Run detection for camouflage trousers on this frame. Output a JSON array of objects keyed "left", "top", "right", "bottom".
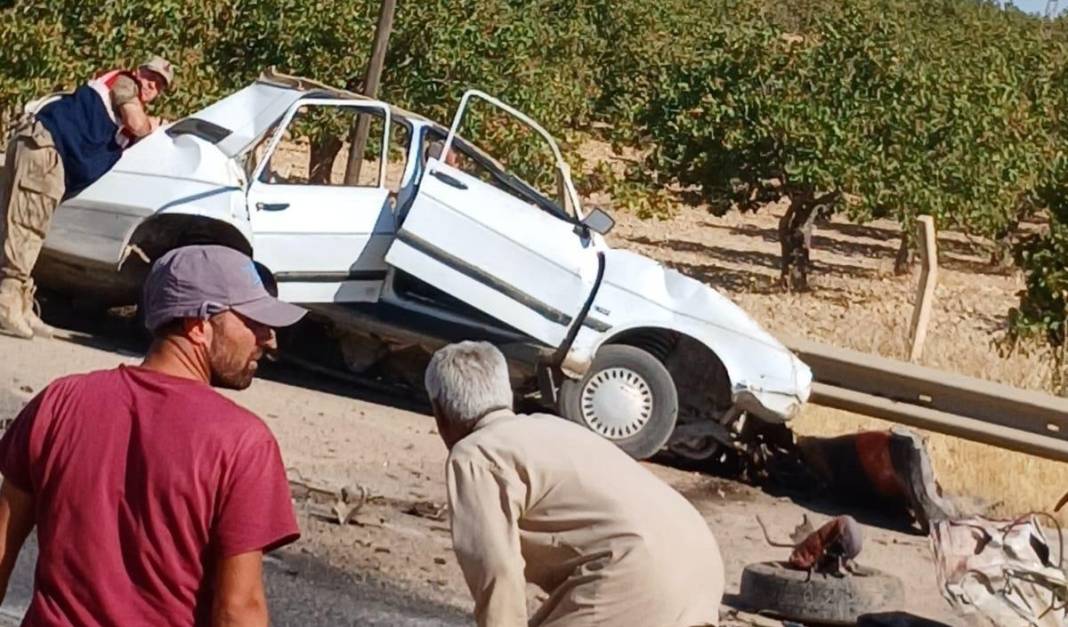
[{"left": 0, "top": 119, "right": 64, "bottom": 290}]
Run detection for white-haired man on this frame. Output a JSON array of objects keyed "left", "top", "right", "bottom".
[{"left": 425, "top": 341, "right": 724, "bottom": 627}]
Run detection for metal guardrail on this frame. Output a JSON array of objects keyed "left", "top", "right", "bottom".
[{"left": 784, "top": 336, "right": 1068, "bottom": 463}]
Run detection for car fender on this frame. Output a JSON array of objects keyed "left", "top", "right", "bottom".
[{"left": 582, "top": 317, "right": 809, "bottom": 417}]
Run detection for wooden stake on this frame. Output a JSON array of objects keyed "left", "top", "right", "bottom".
[
  {"left": 343, "top": 0, "right": 397, "bottom": 185},
  {"left": 908, "top": 216, "right": 938, "bottom": 362}
]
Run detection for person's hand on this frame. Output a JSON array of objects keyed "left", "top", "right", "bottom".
[{"left": 148, "top": 116, "right": 163, "bottom": 132}]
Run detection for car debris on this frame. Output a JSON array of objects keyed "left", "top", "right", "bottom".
[
  {"left": 757, "top": 514, "right": 865, "bottom": 579},
  {"left": 755, "top": 427, "right": 956, "bottom": 533},
  {"left": 287, "top": 471, "right": 367, "bottom": 526},
  {"left": 930, "top": 513, "right": 1067, "bottom": 627}
]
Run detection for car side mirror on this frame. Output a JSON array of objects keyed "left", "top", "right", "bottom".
[{"left": 581, "top": 208, "right": 615, "bottom": 236}]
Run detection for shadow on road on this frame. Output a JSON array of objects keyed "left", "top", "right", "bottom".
[
  {"left": 0, "top": 535, "right": 468, "bottom": 627},
  {"left": 265, "top": 550, "right": 468, "bottom": 626},
  {"left": 657, "top": 452, "right": 924, "bottom": 536}
]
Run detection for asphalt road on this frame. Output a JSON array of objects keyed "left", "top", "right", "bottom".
[
  {"left": 0, "top": 390, "right": 468, "bottom": 627},
  {"left": 0, "top": 538, "right": 468, "bottom": 626}
]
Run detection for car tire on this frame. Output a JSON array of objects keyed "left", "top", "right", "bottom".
[
  {"left": 559, "top": 345, "right": 678, "bottom": 460},
  {"left": 738, "top": 561, "right": 905, "bottom": 625}
]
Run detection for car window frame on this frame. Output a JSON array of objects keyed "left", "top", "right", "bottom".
[{"left": 249, "top": 96, "right": 392, "bottom": 190}]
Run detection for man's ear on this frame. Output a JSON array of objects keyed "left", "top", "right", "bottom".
[{"left": 182, "top": 317, "right": 212, "bottom": 347}]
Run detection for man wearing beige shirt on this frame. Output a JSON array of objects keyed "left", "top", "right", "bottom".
[{"left": 425, "top": 341, "right": 725, "bottom": 627}]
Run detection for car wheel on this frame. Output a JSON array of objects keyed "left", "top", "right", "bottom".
[
  {"left": 738, "top": 562, "right": 905, "bottom": 624},
  {"left": 559, "top": 345, "right": 678, "bottom": 460}
]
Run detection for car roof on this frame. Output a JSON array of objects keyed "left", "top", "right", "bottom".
[
  {"left": 257, "top": 68, "right": 431, "bottom": 124},
  {"left": 187, "top": 69, "right": 557, "bottom": 214},
  {"left": 190, "top": 68, "right": 455, "bottom": 158}
]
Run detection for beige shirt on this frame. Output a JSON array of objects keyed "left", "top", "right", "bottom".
[{"left": 447, "top": 410, "right": 724, "bottom": 627}]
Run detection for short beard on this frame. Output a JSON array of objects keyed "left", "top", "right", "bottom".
[
  {"left": 210, "top": 364, "right": 254, "bottom": 390},
  {"left": 207, "top": 331, "right": 256, "bottom": 390}
]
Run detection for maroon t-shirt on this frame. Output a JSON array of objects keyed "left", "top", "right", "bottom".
[{"left": 0, "top": 366, "right": 300, "bottom": 626}]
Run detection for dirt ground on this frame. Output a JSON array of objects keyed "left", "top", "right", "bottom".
[{"left": 0, "top": 321, "right": 961, "bottom": 624}]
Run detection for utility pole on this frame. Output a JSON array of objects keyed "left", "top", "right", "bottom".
[
  {"left": 343, "top": 0, "right": 397, "bottom": 185},
  {"left": 1047, "top": 0, "right": 1060, "bottom": 19}
]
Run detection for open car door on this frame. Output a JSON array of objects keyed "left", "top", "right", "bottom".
[
  {"left": 247, "top": 98, "right": 393, "bottom": 304},
  {"left": 384, "top": 91, "right": 599, "bottom": 349}
]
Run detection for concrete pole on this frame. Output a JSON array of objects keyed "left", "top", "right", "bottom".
[{"left": 343, "top": 0, "right": 397, "bottom": 185}]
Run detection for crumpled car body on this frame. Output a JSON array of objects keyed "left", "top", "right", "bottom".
[
  {"left": 931, "top": 515, "right": 1067, "bottom": 626},
  {"left": 35, "top": 70, "right": 811, "bottom": 458}
]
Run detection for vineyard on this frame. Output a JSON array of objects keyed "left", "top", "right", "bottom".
[{"left": 3, "top": 0, "right": 1068, "bottom": 357}]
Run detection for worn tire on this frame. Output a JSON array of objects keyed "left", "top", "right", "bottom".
[
  {"left": 559, "top": 345, "right": 678, "bottom": 460},
  {"left": 738, "top": 562, "right": 905, "bottom": 625}
]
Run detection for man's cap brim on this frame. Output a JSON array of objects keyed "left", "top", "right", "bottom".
[{"left": 232, "top": 296, "right": 306, "bottom": 328}]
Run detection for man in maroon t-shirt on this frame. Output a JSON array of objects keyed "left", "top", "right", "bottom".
[{"left": 0, "top": 245, "right": 306, "bottom": 625}]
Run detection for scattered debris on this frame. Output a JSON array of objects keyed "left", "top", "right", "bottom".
[
  {"left": 287, "top": 470, "right": 367, "bottom": 526},
  {"left": 760, "top": 427, "right": 955, "bottom": 533},
  {"left": 404, "top": 500, "right": 448, "bottom": 522},
  {"left": 757, "top": 514, "right": 864, "bottom": 578},
  {"left": 931, "top": 514, "right": 1067, "bottom": 626}
]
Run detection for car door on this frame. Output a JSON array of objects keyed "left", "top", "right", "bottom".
[
  {"left": 384, "top": 91, "right": 599, "bottom": 348},
  {"left": 247, "top": 98, "right": 393, "bottom": 304}
]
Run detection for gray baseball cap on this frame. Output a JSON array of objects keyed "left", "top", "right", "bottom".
[{"left": 143, "top": 245, "right": 305, "bottom": 332}]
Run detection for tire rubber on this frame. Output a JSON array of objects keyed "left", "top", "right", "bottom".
[{"left": 559, "top": 345, "right": 678, "bottom": 460}]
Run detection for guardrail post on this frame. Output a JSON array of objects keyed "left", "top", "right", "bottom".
[{"left": 908, "top": 215, "right": 938, "bottom": 362}]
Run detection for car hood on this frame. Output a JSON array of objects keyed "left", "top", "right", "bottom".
[{"left": 600, "top": 248, "right": 785, "bottom": 351}]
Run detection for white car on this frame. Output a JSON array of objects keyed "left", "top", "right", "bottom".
[{"left": 35, "top": 70, "right": 811, "bottom": 460}]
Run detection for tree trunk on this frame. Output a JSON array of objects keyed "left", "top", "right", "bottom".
[
  {"left": 894, "top": 229, "right": 914, "bottom": 275},
  {"left": 778, "top": 194, "right": 818, "bottom": 291},
  {"left": 308, "top": 135, "right": 343, "bottom": 185},
  {"left": 989, "top": 219, "right": 1020, "bottom": 271}
]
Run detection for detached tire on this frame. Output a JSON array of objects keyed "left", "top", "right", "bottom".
[
  {"left": 559, "top": 345, "right": 678, "bottom": 460},
  {"left": 739, "top": 562, "right": 905, "bottom": 625}
]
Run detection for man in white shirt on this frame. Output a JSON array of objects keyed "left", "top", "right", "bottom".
[{"left": 425, "top": 341, "right": 724, "bottom": 627}]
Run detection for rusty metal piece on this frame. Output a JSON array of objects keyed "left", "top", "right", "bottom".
[
  {"left": 758, "top": 514, "right": 864, "bottom": 577},
  {"left": 788, "top": 515, "right": 863, "bottom": 574}
]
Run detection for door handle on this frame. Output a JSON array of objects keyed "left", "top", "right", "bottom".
[
  {"left": 430, "top": 170, "right": 467, "bottom": 190},
  {"left": 256, "top": 202, "right": 289, "bottom": 211}
]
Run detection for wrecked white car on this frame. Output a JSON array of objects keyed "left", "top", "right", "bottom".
[{"left": 34, "top": 70, "right": 811, "bottom": 460}]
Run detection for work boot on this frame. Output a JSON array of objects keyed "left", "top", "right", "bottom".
[
  {"left": 0, "top": 279, "right": 33, "bottom": 339},
  {"left": 22, "top": 284, "right": 53, "bottom": 339}
]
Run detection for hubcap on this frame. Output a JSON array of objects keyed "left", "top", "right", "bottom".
[{"left": 579, "top": 367, "right": 653, "bottom": 440}]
